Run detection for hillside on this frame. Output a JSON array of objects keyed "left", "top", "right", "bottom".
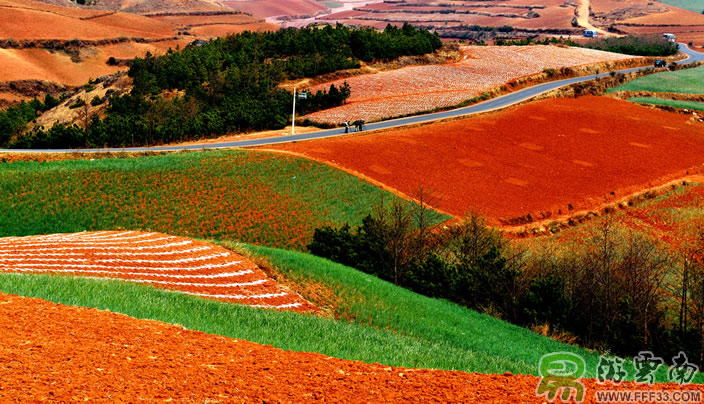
[
  {"left": 0, "top": 0, "right": 274, "bottom": 105},
  {"left": 223, "top": 0, "right": 328, "bottom": 18},
  {"left": 22, "top": 0, "right": 227, "bottom": 14},
  {"left": 0, "top": 149, "right": 449, "bottom": 251}
]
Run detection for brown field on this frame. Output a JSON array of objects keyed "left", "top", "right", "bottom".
[
  {"left": 19, "top": 0, "right": 226, "bottom": 14},
  {"left": 223, "top": 0, "right": 327, "bottom": 18},
  {"left": 191, "top": 21, "right": 278, "bottom": 37},
  {"left": 272, "top": 96, "right": 704, "bottom": 225},
  {"left": 0, "top": 41, "right": 192, "bottom": 86},
  {"left": 0, "top": 4, "right": 174, "bottom": 40},
  {"left": 303, "top": 45, "right": 634, "bottom": 124},
  {"left": 151, "top": 12, "right": 258, "bottom": 25},
  {"left": 319, "top": 0, "right": 576, "bottom": 31}
]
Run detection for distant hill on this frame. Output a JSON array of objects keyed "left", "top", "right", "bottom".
[
  {"left": 0, "top": 0, "right": 275, "bottom": 105},
  {"left": 19, "top": 0, "right": 228, "bottom": 14}
]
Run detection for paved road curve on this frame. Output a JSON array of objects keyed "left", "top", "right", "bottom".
[{"left": 3, "top": 43, "right": 703, "bottom": 154}]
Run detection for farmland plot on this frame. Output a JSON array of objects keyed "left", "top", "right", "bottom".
[
  {"left": 0, "top": 231, "right": 315, "bottom": 311},
  {"left": 303, "top": 45, "right": 634, "bottom": 124},
  {"left": 279, "top": 97, "right": 704, "bottom": 223}
]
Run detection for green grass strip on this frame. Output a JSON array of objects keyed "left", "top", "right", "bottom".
[
  {"left": 608, "top": 65, "right": 704, "bottom": 94},
  {"left": 656, "top": 0, "right": 704, "bottom": 14},
  {"left": 0, "top": 272, "right": 532, "bottom": 374},
  {"left": 627, "top": 97, "right": 704, "bottom": 112},
  {"left": 239, "top": 244, "right": 700, "bottom": 382},
  {"left": 0, "top": 244, "right": 699, "bottom": 382}
]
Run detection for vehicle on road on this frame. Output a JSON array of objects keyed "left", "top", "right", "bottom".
[
  {"left": 583, "top": 30, "right": 598, "bottom": 38},
  {"left": 663, "top": 33, "right": 676, "bottom": 43},
  {"left": 654, "top": 59, "right": 667, "bottom": 67}
]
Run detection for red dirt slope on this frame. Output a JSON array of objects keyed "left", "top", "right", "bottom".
[
  {"left": 0, "top": 231, "right": 314, "bottom": 311},
  {"left": 0, "top": 293, "right": 701, "bottom": 401},
  {"left": 271, "top": 97, "right": 704, "bottom": 224}
]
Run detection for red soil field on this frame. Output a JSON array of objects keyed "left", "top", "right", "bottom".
[
  {"left": 191, "top": 22, "right": 278, "bottom": 37},
  {"left": 304, "top": 45, "right": 633, "bottom": 124},
  {"left": 1, "top": 293, "right": 702, "bottom": 401},
  {"left": 0, "top": 231, "right": 314, "bottom": 311},
  {"left": 273, "top": 96, "right": 704, "bottom": 224},
  {"left": 223, "top": 0, "right": 326, "bottom": 18},
  {"left": 150, "top": 13, "right": 260, "bottom": 25}
]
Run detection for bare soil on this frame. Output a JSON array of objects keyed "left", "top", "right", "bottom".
[
  {"left": 1, "top": 292, "right": 702, "bottom": 401},
  {"left": 269, "top": 96, "right": 704, "bottom": 226}
]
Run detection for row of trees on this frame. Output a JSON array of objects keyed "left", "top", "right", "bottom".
[
  {"left": 308, "top": 193, "right": 704, "bottom": 362},
  {"left": 582, "top": 34, "right": 679, "bottom": 56},
  {"left": 6, "top": 23, "right": 442, "bottom": 149}
]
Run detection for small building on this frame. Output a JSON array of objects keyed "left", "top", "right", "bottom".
[{"left": 187, "top": 39, "right": 208, "bottom": 48}]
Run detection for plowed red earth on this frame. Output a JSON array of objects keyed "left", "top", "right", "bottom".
[
  {"left": 0, "top": 293, "right": 701, "bottom": 401},
  {"left": 272, "top": 97, "right": 704, "bottom": 224},
  {"left": 0, "top": 231, "right": 314, "bottom": 312}
]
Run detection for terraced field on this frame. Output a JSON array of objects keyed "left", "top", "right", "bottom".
[
  {"left": 317, "top": 0, "right": 577, "bottom": 32},
  {"left": 608, "top": 64, "right": 704, "bottom": 113},
  {"left": 0, "top": 231, "right": 315, "bottom": 310}
]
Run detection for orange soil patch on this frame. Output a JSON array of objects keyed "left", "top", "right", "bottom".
[
  {"left": 150, "top": 13, "right": 260, "bottom": 25},
  {"left": 0, "top": 40, "right": 188, "bottom": 86},
  {"left": 272, "top": 96, "right": 704, "bottom": 224},
  {"left": 0, "top": 293, "right": 702, "bottom": 401},
  {"left": 303, "top": 45, "right": 633, "bottom": 124},
  {"left": 0, "top": 49, "right": 119, "bottom": 85},
  {"left": 0, "top": 231, "right": 315, "bottom": 311},
  {"left": 223, "top": 0, "right": 326, "bottom": 18},
  {"left": 83, "top": 12, "right": 176, "bottom": 37},
  {"left": 0, "top": 91, "right": 29, "bottom": 103},
  {"left": 191, "top": 22, "right": 278, "bottom": 37},
  {"left": 0, "top": 7, "right": 174, "bottom": 40}
]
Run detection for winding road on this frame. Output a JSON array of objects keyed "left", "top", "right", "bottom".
[{"left": 3, "top": 43, "right": 703, "bottom": 154}]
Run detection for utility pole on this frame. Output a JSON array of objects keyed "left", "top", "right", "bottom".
[{"left": 291, "top": 87, "right": 296, "bottom": 136}]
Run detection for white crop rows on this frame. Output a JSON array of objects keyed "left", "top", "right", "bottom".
[
  {"left": 0, "top": 231, "right": 310, "bottom": 311},
  {"left": 304, "top": 45, "right": 635, "bottom": 124}
]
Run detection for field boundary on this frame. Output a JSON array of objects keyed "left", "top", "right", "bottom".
[
  {"left": 501, "top": 171, "right": 704, "bottom": 237},
  {"left": 257, "top": 148, "right": 458, "bottom": 221}
]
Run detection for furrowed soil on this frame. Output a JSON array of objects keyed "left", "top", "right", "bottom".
[
  {"left": 1, "top": 292, "right": 701, "bottom": 401},
  {"left": 0, "top": 231, "right": 315, "bottom": 311},
  {"left": 271, "top": 96, "right": 704, "bottom": 225}
]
